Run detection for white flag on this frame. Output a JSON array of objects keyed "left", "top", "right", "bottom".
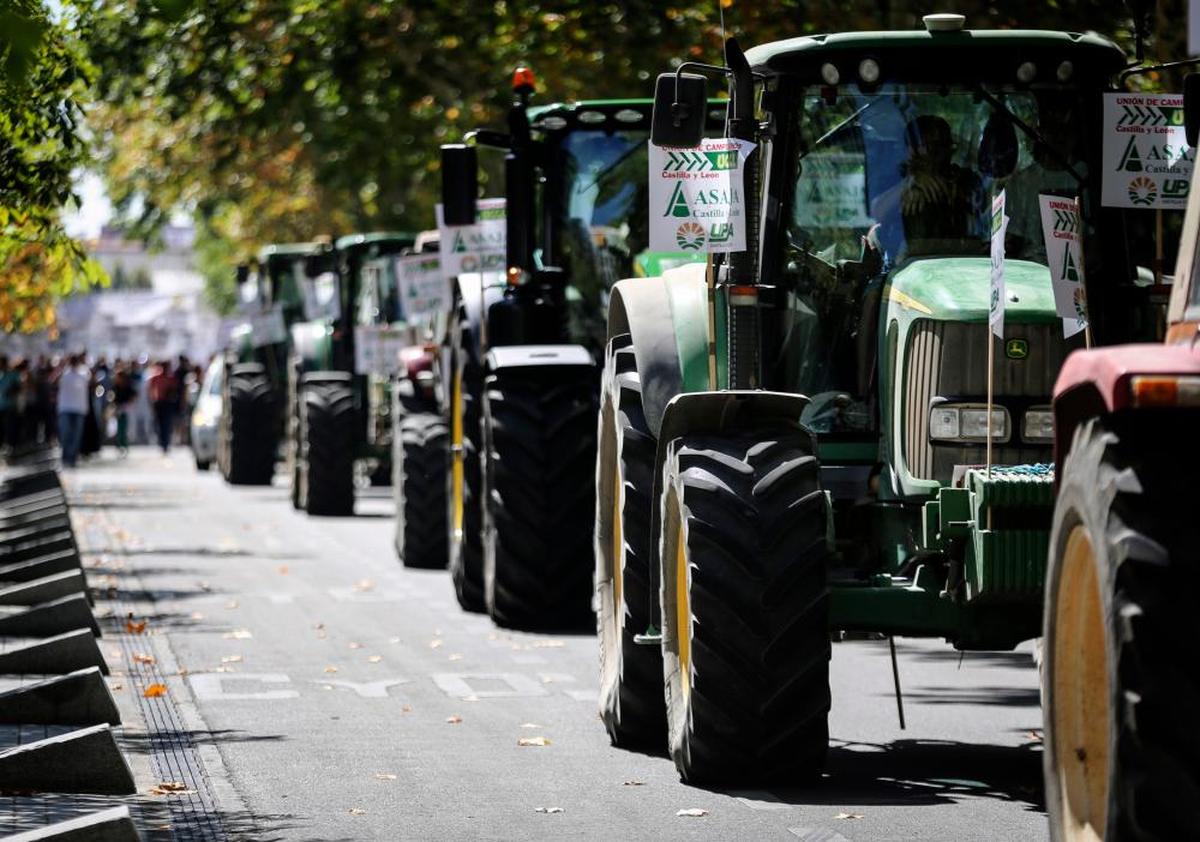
[
  {"left": 1037, "top": 195, "right": 1088, "bottom": 338},
  {"left": 989, "top": 190, "right": 1007, "bottom": 339}
]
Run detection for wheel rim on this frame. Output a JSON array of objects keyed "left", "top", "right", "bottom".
[
  {"left": 450, "top": 367, "right": 464, "bottom": 542},
  {"left": 1052, "top": 524, "right": 1110, "bottom": 842},
  {"left": 675, "top": 517, "right": 691, "bottom": 701}
]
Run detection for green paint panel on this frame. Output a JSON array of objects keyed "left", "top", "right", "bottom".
[{"left": 887, "top": 258, "right": 1058, "bottom": 324}]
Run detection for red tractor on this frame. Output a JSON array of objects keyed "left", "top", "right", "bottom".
[{"left": 1042, "top": 79, "right": 1200, "bottom": 842}]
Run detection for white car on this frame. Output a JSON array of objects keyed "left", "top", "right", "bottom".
[{"left": 190, "top": 356, "right": 224, "bottom": 470}]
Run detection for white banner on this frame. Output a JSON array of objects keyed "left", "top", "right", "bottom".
[
  {"left": 1038, "top": 195, "right": 1088, "bottom": 338},
  {"left": 648, "top": 137, "right": 755, "bottom": 253},
  {"left": 249, "top": 304, "right": 288, "bottom": 347},
  {"left": 297, "top": 268, "right": 341, "bottom": 322},
  {"left": 395, "top": 253, "right": 451, "bottom": 322},
  {"left": 1101, "top": 93, "right": 1193, "bottom": 209},
  {"left": 989, "top": 190, "right": 1008, "bottom": 339},
  {"left": 436, "top": 197, "right": 506, "bottom": 284},
  {"left": 354, "top": 324, "right": 409, "bottom": 376}
]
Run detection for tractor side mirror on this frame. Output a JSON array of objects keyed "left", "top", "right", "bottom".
[
  {"left": 1185, "top": 73, "right": 1200, "bottom": 148},
  {"left": 651, "top": 72, "right": 707, "bottom": 148},
  {"left": 441, "top": 144, "right": 478, "bottom": 226}
]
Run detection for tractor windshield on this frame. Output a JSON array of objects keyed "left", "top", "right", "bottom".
[
  {"left": 559, "top": 129, "right": 650, "bottom": 299},
  {"left": 790, "top": 83, "right": 1087, "bottom": 267}
]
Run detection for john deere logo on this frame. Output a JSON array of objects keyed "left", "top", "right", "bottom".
[
  {"left": 1128, "top": 176, "right": 1157, "bottom": 206},
  {"left": 1005, "top": 338, "right": 1028, "bottom": 360},
  {"left": 676, "top": 222, "right": 706, "bottom": 250}
]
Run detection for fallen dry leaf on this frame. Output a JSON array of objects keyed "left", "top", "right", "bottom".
[
  {"left": 448, "top": 653, "right": 463, "bottom": 661},
  {"left": 623, "top": 780, "right": 646, "bottom": 786},
  {"left": 324, "top": 666, "right": 339, "bottom": 674},
  {"left": 374, "top": 773, "right": 397, "bottom": 781},
  {"left": 462, "top": 694, "right": 479, "bottom": 702},
  {"left": 224, "top": 600, "right": 239, "bottom": 610},
  {"left": 446, "top": 715, "right": 463, "bottom": 724},
  {"left": 277, "top": 565, "right": 290, "bottom": 575},
  {"left": 133, "top": 653, "right": 156, "bottom": 665},
  {"left": 534, "top": 807, "right": 564, "bottom": 814},
  {"left": 519, "top": 723, "right": 542, "bottom": 729},
  {"left": 834, "top": 812, "right": 864, "bottom": 821},
  {"left": 367, "top": 655, "right": 382, "bottom": 664},
  {"left": 149, "top": 782, "right": 194, "bottom": 795},
  {"left": 221, "top": 655, "right": 243, "bottom": 664},
  {"left": 143, "top": 683, "right": 168, "bottom": 698},
  {"left": 125, "top": 619, "right": 147, "bottom": 634},
  {"left": 176, "top": 668, "right": 189, "bottom": 677},
  {"left": 533, "top": 640, "right": 565, "bottom": 649},
  {"left": 517, "top": 736, "right": 551, "bottom": 747},
  {"left": 401, "top": 704, "right": 413, "bottom": 714},
  {"left": 429, "top": 639, "right": 443, "bottom": 649},
  {"left": 676, "top": 808, "right": 709, "bottom": 817},
  {"left": 314, "top": 622, "right": 325, "bottom": 630},
  {"left": 1026, "top": 730, "right": 1044, "bottom": 743},
  {"left": 348, "top": 642, "right": 363, "bottom": 650},
  {"left": 348, "top": 808, "right": 366, "bottom": 816},
  {"left": 353, "top": 579, "right": 376, "bottom": 592},
  {"left": 190, "top": 612, "right": 205, "bottom": 621},
  {"left": 224, "top": 629, "right": 253, "bottom": 640}
]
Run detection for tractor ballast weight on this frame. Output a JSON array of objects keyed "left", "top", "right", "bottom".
[{"left": 594, "top": 24, "right": 1141, "bottom": 778}]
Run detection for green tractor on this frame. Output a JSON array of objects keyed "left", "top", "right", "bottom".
[
  {"left": 594, "top": 17, "right": 1157, "bottom": 783},
  {"left": 218, "top": 243, "right": 323, "bottom": 486},
  {"left": 436, "top": 70, "right": 721, "bottom": 627},
  {"left": 286, "top": 232, "right": 415, "bottom": 516}
]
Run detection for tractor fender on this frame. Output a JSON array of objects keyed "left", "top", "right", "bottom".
[
  {"left": 606, "top": 262, "right": 709, "bottom": 439},
  {"left": 290, "top": 322, "right": 333, "bottom": 373},
  {"left": 648, "top": 390, "right": 813, "bottom": 592},
  {"left": 1052, "top": 343, "right": 1200, "bottom": 469},
  {"left": 484, "top": 344, "right": 594, "bottom": 373},
  {"left": 454, "top": 272, "right": 506, "bottom": 361}
]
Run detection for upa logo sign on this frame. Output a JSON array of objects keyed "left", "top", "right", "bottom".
[
  {"left": 648, "top": 137, "right": 755, "bottom": 253},
  {"left": 1102, "top": 93, "right": 1193, "bottom": 210},
  {"left": 436, "top": 198, "right": 506, "bottom": 284}
]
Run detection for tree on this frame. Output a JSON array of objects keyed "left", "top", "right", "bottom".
[{"left": 0, "top": 1, "right": 105, "bottom": 334}]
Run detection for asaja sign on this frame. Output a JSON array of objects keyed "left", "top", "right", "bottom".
[
  {"left": 1101, "top": 93, "right": 1193, "bottom": 210},
  {"left": 648, "top": 138, "right": 754, "bottom": 253}
]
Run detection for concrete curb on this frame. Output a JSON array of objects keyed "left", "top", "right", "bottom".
[
  {"left": 0, "top": 551, "right": 82, "bottom": 584},
  {"left": 0, "top": 570, "right": 88, "bottom": 607},
  {"left": 0, "top": 668, "right": 119, "bottom": 726},
  {"left": 0, "top": 596, "right": 100, "bottom": 638},
  {"left": 0, "top": 630, "right": 108, "bottom": 676},
  {"left": 0, "top": 723, "right": 135, "bottom": 795},
  {"left": 0, "top": 533, "right": 77, "bottom": 566},
  {"left": 1, "top": 805, "right": 141, "bottom": 842}
]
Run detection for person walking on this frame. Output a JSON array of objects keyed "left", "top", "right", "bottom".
[
  {"left": 147, "top": 361, "right": 179, "bottom": 454},
  {"left": 112, "top": 364, "right": 136, "bottom": 456},
  {"left": 56, "top": 354, "right": 91, "bottom": 468}
]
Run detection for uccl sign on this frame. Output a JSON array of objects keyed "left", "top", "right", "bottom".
[
  {"left": 1102, "top": 93, "right": 1194, "bottom": 210},
  {"left": 648, "top": 138, "right": 754, "bottom": 253}
]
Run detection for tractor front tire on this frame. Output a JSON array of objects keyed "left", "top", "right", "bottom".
[
  {"left": 299, "top": 374, "right": 356, "bottom": 517},
  {"left": 660, "top": 428, "right": 831, "bottom": 784},
  {"left": 395, "top": 411, "right": 449, "bottom": 569},
  {"left": 222, "top": 363, "right": 277, "bottom": 486},
  {"left": 596, "top": 336, "right": 666, "bottom": 748},
  {"left": 483, "top": 365, "right": 597, "bottom": 630},
  {"left": 1043, "top": 414, "right": 1200, "bottom": 842}
]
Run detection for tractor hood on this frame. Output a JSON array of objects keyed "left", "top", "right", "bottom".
[{"left": 885, "top": 257, "right": 1058, "bottom": 325}]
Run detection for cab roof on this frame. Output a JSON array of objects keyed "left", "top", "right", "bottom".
[
  {"left": 747, "top": 28, "right": 1126, "bottom": 81},
  {"left": 257, "top": 242, "right": 324, "bottom": 264},
  {"left": 527, "top": 99, "right": 726, "bottom": 132},
  {"left": 334, "top": 231, "right": 414, "bottom": 254}
]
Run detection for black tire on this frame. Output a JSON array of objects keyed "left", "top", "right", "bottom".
[
  {"left": 482, "top": 364, "right": 597, "bottom": 629},
  {"left": 1043, "top": 413, "right": 1200, "bottom": 842},
  {"left": 195, "top": 458, "right": 211, "bottom": 471},
  {"left": 596, "top": 335, "right": 666, "bottom": 748},
  {"left": 659, "top": 428, "right": 831, "bottom": 784},
  {"left": 298, "top": 374, "right": 356, "bottom": 517},
  {"left": 395, "top": 411, "right": 449, "bottom": 569},
  {"left": 287, "top": 359, "right": 304, "bottom": 510},
  {"left": 220, "top": 363, "right": 277, "bottom": 486},
  {"left": 447, "top": 306, "right": 486, "bottom": 612}
]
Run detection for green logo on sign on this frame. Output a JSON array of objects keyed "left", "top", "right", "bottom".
[
  {"left": 1118, "top": 136, "right": 1143, "bottom": 172},
  {"left": 665, "top": 182, "right": 691, "bottom": 218},
  {"left": 1059, "top": 247, "right": 1080, "bottom": 282},
  {"left": 1005, "top": 338, "right": 1028, "bottom": 360},
  {"left": 676, "top": 222, "right": 706, "bottom": 250}
]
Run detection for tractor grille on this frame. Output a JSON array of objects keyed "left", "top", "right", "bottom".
[{"left": 903, "top": 320, "right": 1072, "bottom": 483}]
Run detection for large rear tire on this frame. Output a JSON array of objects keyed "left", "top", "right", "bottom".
[
  {"left": 298, "top": 374, "right": 356, "bottom": 517},
  {"left": 596, "top": 335, "right": 666, "bottom": 748},
  {"left": 483, "top": 364, "right": 597, "bottom": 629},
  {"left": 1043, "top": 414, "right": 1200, "bottom": 842},
  {"left": 659, "top": 428, "right": 831, "bottom": 784},
  {"left": 220, "top": 363, "right": 277, "bottom": 486},
  {"left": 394, "top": 409, "right": 449, "bottom": 569},
  {"left": 447, "top": 307, "right": 486, "bottom": 612}
]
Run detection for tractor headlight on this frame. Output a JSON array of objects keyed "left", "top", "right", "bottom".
[
  {"left": 1022, "top": 407, "right": 1054, "bottom": 443},
  {"left": 928, "top": 403, "right": 1010, "bottom": 443}
]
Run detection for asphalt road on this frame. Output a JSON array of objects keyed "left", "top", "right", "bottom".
[{"left": 69, "top": 448, "right": 1048, "bottom": 841}]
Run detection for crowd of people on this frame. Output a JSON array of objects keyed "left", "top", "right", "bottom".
[{"left": 0, "top": 353, "right": 208, "bottom": 467}]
